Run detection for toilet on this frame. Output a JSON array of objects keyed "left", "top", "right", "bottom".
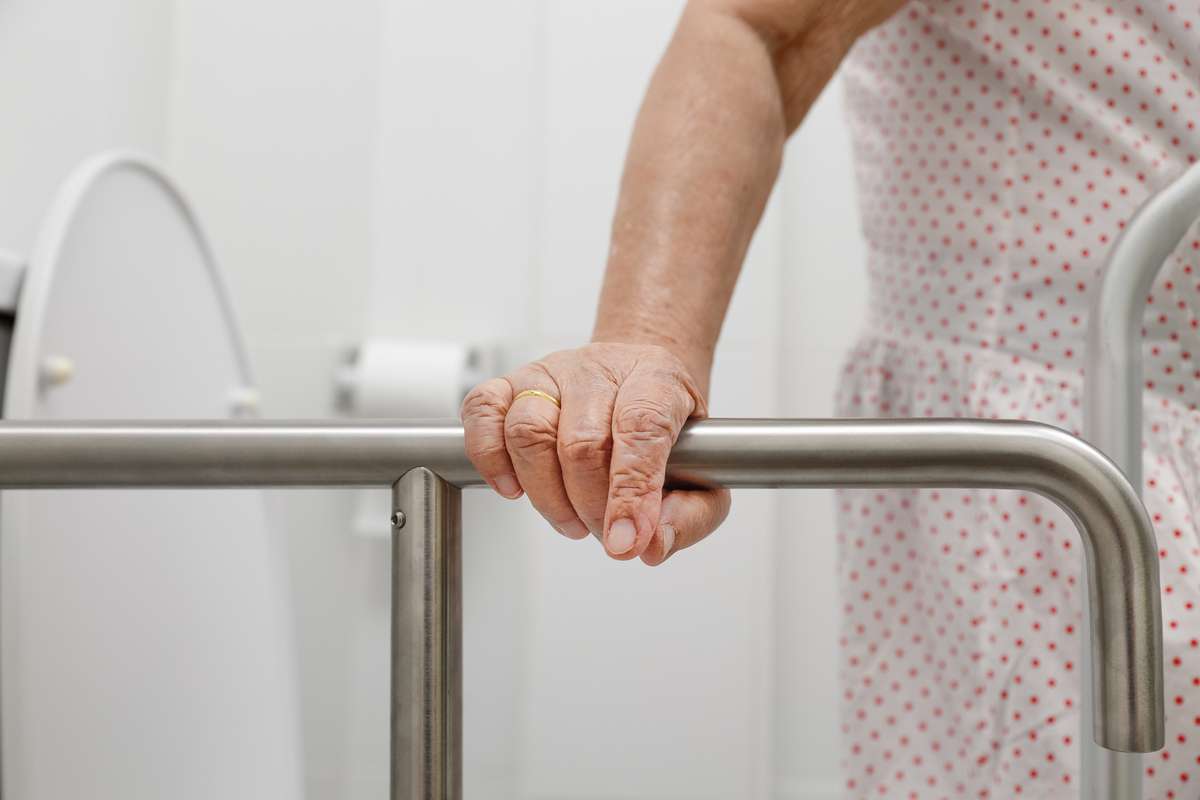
[{"left": 0, "top": 152, "right": 303, "bottom": 798}]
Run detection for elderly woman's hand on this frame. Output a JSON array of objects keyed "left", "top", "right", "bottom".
[{"left": 460, "top": 343, "right": 730, "bottom": 565}]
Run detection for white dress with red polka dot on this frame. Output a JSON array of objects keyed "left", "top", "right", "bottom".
[{"left": 836, "top": 2, "right": 1200, "bottom": 797}]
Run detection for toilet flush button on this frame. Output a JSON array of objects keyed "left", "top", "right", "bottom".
[{"left": 39, "top": 355, "right": 75, "bottom": 388}]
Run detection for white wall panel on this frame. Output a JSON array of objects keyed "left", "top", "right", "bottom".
[
  {"left": 165, "top": 0, "right": 378, "bottom": 350},
  {"left": 164, "top": 4, "right": 384, "bottom": 797},
  {"left": 774, "top": 77, "right": 867, "bottom": 800},
  {"left": 0, "top": 0, "right": 172, "bottom": 252},
  {"left": 368, "top": 0, "right": 543, "bottom": 339}
]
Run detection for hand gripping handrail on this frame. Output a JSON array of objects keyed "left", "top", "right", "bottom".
[
  {"left": 0, "top": 417, "right": 1163, "bottom": 799},
  {"left": 1085, "top": 161, "right": 1200, "bottom": 799}
]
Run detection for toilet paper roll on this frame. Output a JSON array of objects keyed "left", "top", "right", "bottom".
[
  {"left": 346, "top": 340, "right": 481, "bottom": 419},
  {"left": 342, "top": 339, "right": 485, "bottom": 538}
]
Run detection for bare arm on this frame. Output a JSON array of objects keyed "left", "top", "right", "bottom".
[
  {"left": 595, "top": 0, "right": 905, "bottom": 389},
  {"left": 463, "top": 0, "right": 905, "bottom": 565}
]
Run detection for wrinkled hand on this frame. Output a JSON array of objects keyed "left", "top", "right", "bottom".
[{"left": 460, "top": 343, "right": 731, "bottom": 565}]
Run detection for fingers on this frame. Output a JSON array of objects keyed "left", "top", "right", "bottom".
[
  {"left": 502, "top": 371, "right": 590, "bottom": 541},
  {"left": 460, "top": 377, "right": 522, "bottom": 499},
  {"left": 640, "top": 487, "right": 732, "bottom": 567},
  {"left": 601, "top": 365, "right": 699, "bottom": 560},
  {"left": 464, "top": 344, "right": 722, "bottom": 559},
  {"left": 556, "top": 375, "right": 618, "bottom": 534}
]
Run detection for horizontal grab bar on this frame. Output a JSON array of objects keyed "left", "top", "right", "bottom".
[
  {"left": 0, "top": 416, "right": 1165, "bottom": 490},
  {"left": 0, "top": 417, "right": 1164, "bottom": 755}
]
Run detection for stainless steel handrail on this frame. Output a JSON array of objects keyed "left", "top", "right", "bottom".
[
  {"left": 0, "top": 418, "right": 1164, "bottom": 772},
  {"left": 1084, "top": 161, "right": 1200, "bottom": 799},
  {"left": 1088, "top": 161, "right": 1200, "bottom": 476}
]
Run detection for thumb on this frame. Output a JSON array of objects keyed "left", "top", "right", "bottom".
[
  {"left": 640, "top": 487, "right": 732, "bottom": 566},
  {"left": 602, "top": 376, "right": 696, "bottom": 560}
]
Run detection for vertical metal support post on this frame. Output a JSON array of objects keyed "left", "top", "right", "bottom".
[
  {"left": 1084, "top": 348, "right": 1145, "bottom": 797},
  {"left": 390, "top": 467, "right": 462, "bottom": 800}
]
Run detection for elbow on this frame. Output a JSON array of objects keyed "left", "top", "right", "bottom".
[
  {"left": 695, "top": 0, "right": 905, "bottom": 57},
  {"left": 689, "top": 0, "right": 904, "bottom": 131}
]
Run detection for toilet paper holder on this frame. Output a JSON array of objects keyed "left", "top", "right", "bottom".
[
  {"left": 334, "top": 340, "right": 493, "bottom": 538},
  {"left": 334, "top": 339, "right": 491, "bottom": 419}
]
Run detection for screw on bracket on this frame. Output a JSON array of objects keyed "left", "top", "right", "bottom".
[{"left": 391, "top": 510, "right": 407, "bottom": 529}]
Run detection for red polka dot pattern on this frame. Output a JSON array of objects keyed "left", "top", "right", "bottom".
[{"left": 835, "top": 1, "right": 1200, "bottom": 797}]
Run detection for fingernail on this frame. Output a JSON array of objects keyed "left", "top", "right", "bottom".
[
  {"left": 660, "top": 524, "right": 676, "bottom": 557},
  {"left": 560, "top": 520, "right": 589, "bottom": 540},
  {"left": 494, "top": 475, "right": 523, "bottom": 499},
  {"left": 606, "top": 518, "right": 637, "bottom": 555}
]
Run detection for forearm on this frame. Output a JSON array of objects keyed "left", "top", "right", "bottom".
[{"left": 592, "top": 0, "right": 892, "bottom": 395}]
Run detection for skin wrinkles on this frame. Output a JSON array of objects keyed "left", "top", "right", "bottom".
[
  {"left": 558, "top": 435, "right": 610, "bottom": 476},
  {"left": 462, "top": 0, "right": 907, "bottom": 564},
  {"left": 558, "top": 430, "right": 615, "bottom": 530},
  {"left": 608, "top": 460, "right": 666, "bottom": 498},
  {"left": 505, "top": 419, "right": 558, "bottom": 454}
]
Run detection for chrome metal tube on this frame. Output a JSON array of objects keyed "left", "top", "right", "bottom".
[
  {"left": 0, "top": 417, "right": 1163, "bottom": 754},
  {"left": 391, "top": 469, "right": 462, "bottom": 800},
  {"left": 1087, "top": 161, "right": 1200, "bottom": 481},
  {"left": 1084, "top": 161, "right": 1200, "bottom": 798}
]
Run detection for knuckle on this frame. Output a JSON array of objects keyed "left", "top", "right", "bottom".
[
  {"left": 505, "top": 417, "right": 557, "bottom": 454},
  {"left": 460, "top": 380, "right": 508, "bottom": 420},
  {"left": 609, "top": 459, "right": 663, "bottom": 499},
  {"left": 580, "top": 353, "right": 625, "bottom": 386},
  {"left": 558, "top": 431, "right": 612, "bottom": 471},
  {"left": 464, "top": 436, "right": 508, "bottom": 466},
  {"left": 614, "top": 401, "right": 676, "bottom": 443}
]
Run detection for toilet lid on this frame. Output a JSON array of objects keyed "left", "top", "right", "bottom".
[{"left": 1, "top": 153, "right": 302, "bottom": 799}]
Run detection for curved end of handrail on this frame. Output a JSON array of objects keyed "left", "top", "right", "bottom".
[
  {"left": 1082, "top": 153, "right": 1200, "bottom": 755},
  {"left": 666, "top": 418, "right": 1165, "bottom": 751},
  {"left": 1022, "top": 425, "right": 1164, "bottom": 752}
]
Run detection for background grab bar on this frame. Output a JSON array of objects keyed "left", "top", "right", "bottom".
[
  {"left": 0, "top": 417, "right": 1163, "bottom": 798},
  {"left": 1084, "top": 161, "right": 1200, "bottom": 799}
]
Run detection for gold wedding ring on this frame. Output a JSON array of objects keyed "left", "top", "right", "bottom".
[{"left": 513, "top": 389, "right": 561, "bottom": 409}]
